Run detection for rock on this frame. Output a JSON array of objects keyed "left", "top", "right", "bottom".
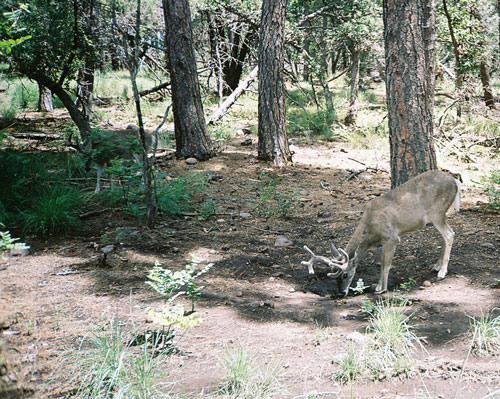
[
  {"left": 481, "top": 242, "right": 496, "bottom": 250},
  {"left": 239, "top": 212, "right": 251, "bottom": 219},
  {"left": 299, "top": 190, "right": 309, "bottom": 196},
  {"left": 249, "top": 301, "right": 262, "bottom": 308},
  {"left": 274, "top": 235, "right": 293, "bottom": 247},
  {"left": 346, "top": 331, "right": 370, "bottom": 344},
  {"left": 263, "top": 300, "right": 274, "bottom": 308},
  {"left": 241, "top": 137, "right": 252, "bottom": 146},
  {"left": 422, "top": 280, "right": 432, "bottom": 287},
  {"left": 101, "top": 245, "right": 114, "bottom": 255},
  {"left": 289, "top": 288, "right": 296, "bottom": 293},
  {"left": 185, "top": 157, "right": 198, "bottom": 165}
]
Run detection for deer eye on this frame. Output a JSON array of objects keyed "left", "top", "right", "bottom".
[{"left": 342, "top": 273, "right": 348, "bottom": 279}]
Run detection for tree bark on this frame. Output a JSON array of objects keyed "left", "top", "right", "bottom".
[
  {"left": 480, "top": 61, "right": 495, "bottom": 108},
  {"left": 257, "top": 0, "right": 292, "bottom": 167},
  {"left": 344, "top": 45, "right": 360, "bottom": 126},
  {"left": 163, "top": 0, "right": 215, "bottom": 160},
  {"left": 383, "top": 0, "right": 437, "bottom": 188},
  {"left": 37, "top": 83, "right": 54, "bottom": 112}
]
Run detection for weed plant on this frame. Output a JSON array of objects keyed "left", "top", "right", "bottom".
[
  {"left": 254, "top": 173, "right": 296, "bottom": 219},
  {"left": 484, "top": 170, "right": 500, "bottom": 210},
  {"left": 69, "top": 320, "right": 169, "bottom": 399},
  {"left": 217, "top": 344, "right": 281, "bottom": 399},
  {"left": 0, "top": 151, "right": 84, "bottom": 235},
  {"left": 156, "top": 172, "right": 209, "bottom": 217},
  {"left": 334, "top": 297, "right": 423, "bottom": 383},
  {"left": 468, "top": 311, "right": 500, "bottom": 355}
]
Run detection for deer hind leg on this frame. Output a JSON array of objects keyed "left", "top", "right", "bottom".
[
  {"left": 95, "top": 164, "right": 104, "bottom": 193},
  {"left": 375, "top": 239, "right": 398, "bottom": 294},
  {"left": 432, "top": 216, "right": 455, "bottom": 281}
]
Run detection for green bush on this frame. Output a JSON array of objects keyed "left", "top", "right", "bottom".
[
  {"left": 20, "top": 184, "right": 82, "bottom": 235},
  {"left": 0, "top": 151, "right": 85, "bottom": 235},
  {"left": 156, "top": 173, "right": 208, "bottom": 216},
  {"left": 485, "top": 170, "right": 500, "bottom": 210}
]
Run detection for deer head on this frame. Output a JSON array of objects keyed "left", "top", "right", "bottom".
[{"left": 301, "top": 242, "right": 358, "bottom": 296}]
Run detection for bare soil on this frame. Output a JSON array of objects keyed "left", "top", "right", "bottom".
[{"left": 1, "top": 122, "right": 500, "bottom": 399}]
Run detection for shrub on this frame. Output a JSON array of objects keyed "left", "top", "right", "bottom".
[
  {"left": 485, "top": 170, "right": 500, "bottom": 210},
  {"left": 20, "top": 184, "right": 82, "bottom": 235},
  {"left": 156, "top": 173, "right": 208, "bottom": 217},
  {"left": 469, "top": 311, "right": 500, "bottom": 355}
]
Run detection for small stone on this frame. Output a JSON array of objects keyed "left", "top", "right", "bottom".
[
  {"left": 268, "top": 277, "right": 275, "bottom": 281},
  {"left": 481, "top": 242, "right": 496, "bottom": 250},
  {"left": 241, "top": 137, "right": 252, "bottom": 146},
  {"left": 423, "top": 280, "right": 432, "bottom": 287},
  {"left": 249, "top": 301, "right": 261, "bottom": 308},
  {"left": 274, "top": 235, "right": 293, "bottom": 247},
  {"left": 236, "top": 292, "right": 243, "bottom": 297},
  {"left": 263, "top": 300, "right": 274, "bottom": 308},
  {"left": 172, "top": 247, "right": 179, "bottom": 253},
  {"left": 239, "top": 212, "right": 251, "bottom": 219},
  {"left": 289, "top": 288, "right": 296, "bottom": 293},
  {"left": 185, "top": 157, "right": 198, "bottom": 165}
]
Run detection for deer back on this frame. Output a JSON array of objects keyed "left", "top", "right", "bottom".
[{"left": 347, "top": 171, "right": 460, "bottom": 252}]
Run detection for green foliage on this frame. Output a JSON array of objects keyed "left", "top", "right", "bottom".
[
  {"left": 20, "top": 184, "right": 82, "bottom": 235},
  {"left": 0, "top": 228, "right": 29, "bottom": 255},
  {"left": 70, "top": 321, "right": 169, "bottom": 399},
  {"left": 468, "top": 311, "right": 500, "bottom": 355},
  {"left": 218, "top": 344, "right": 281, "bottom": 399},
  {"left": 146, "top": 258, "right": 213, "bottom": 312},
  {"left": 156, "top": 172, "right": 208, "bottom": 217},
  {"left": 199, "top": 198, "right": 218, "bottom": 220},
  {"left": 335, "top": 297, "right": 423, "bottom": 382},
  {"left": 399, "top": 277, "right": 417, "bottom": 293},
  {"left": 350, "top": 278, "right": 370, "bottom": 295},
  {"left": 0, "top": 151, "right": 84, "bottom": 235},
  {"left": 254, "top": 173, "right": 296, "bottom": 219},
  {"left": 484, "top": 170, "right": 500, "bottom": 210},
  {"left": 332, "top": 342, "right": 365, "bottom": 384}
]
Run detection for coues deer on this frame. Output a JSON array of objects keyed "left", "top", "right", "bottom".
[
  {"left": 70, "top": 124, "right": 157, "bottom": 193},
  {"left": 302, "top": 170, "right": 461, "bottom": 297}
]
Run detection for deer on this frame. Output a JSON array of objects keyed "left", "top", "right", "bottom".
[
  {"left": 69, "top": 125, "right": 157, "bottom": 193},
  {"left": 302, "top": 170, "right": 462, "bottom": 297}
]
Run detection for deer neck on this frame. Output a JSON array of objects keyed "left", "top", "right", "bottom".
[{"left": 345, "top": 213, "right": 367, "bottom": 258}]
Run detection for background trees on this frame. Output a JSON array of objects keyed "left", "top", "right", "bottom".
[{"left": 1, "top": 0, "right": 499, "bottom": 187}]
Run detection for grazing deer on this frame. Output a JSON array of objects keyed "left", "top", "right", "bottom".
[
  {"left": 70, "top": 125, "right": 157, "bottom": 193},
  {"left": 302, "top": 170, "right": 461, "bottom": 297}
]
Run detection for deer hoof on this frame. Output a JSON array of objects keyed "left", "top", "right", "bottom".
[
  {"left": 436, "top": 275, "right": 445, "bottom": 282},
  {"left": 374, "top": 288, "right": 387, "bottom": 295}
]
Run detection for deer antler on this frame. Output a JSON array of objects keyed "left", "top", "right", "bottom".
[{"left": 302, "top": 245, "right": 347, "bottom": 278}]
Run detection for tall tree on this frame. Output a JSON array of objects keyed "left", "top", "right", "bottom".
[
  {"left": 257, "top": 0, "right": 291, "bottom": 166},
  {"left": 383, "top": 0, "right": 437, "bottom": 188},
  {"left": 163, "top": 0, "right": 215, "bottom": 160}
]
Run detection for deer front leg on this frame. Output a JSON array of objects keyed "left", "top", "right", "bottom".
[
  {"left": 375, "top": 240, "right": 397, "bottom": 294},
  {"left": 432, "top": 218, "right": 455, "bottom": 281}
]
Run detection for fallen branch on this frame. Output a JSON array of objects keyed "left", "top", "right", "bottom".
[
  {"left": 79, "top": 207, "right": 121, "bottom": 219},
  {"left": 139, "top": 81, "right": 170, "bottom": 97},
  {"left": 207, "top": 66, "right": 258, "bottom": 125},
  {"left": 11, "top": 132, "right": 61, "bottom": 140}
]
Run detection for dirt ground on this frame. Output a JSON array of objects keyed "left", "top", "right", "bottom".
[{"left": 1, "top": 124, "right": 500, "bottom": 399}]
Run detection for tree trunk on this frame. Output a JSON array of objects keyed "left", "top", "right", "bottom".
[
  {"left": 257, "top": 0, "right": 291, "bottom": 167},
  {"left": 442, "top": 0, "right": 463, "bottom": 117},
  {"left": 37, "top": 83, "right": 54, "bottom": 112},
  {"left": 76, "top": 63, "right": 95, "bottom": 121},
  {"left": 318, "top": 15, "right": 334, "bottom": 115},
  {"left": 480, "top": 61, "right": 495, "bottom": 108},
  {"left": 344, "top": 46, "right": 360, "bottom": 126},
  {"left": 163, "top": 0, "right": 215, "bottom": 160},
  {"left": 383, "top": 0, "right": 437, "bottom": 188}
]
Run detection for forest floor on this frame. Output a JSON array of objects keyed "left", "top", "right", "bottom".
[{"left": 1, "top": 114, "right": 500, "bottom": 399}]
